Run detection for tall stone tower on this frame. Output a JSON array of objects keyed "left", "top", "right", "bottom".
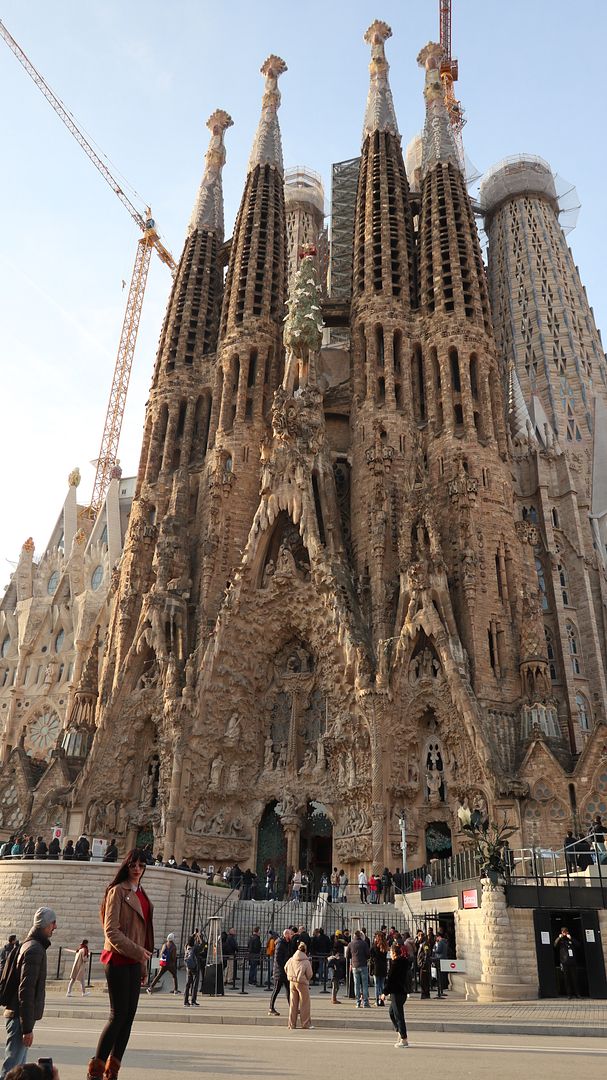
[
  {"left": 66, "top": 108, "right": 234, "bottom": 850},
  {"left": 481, "top": 155, "right": 607, "bottom": 782},
  {"left": 203, "top": 57, "right": 288, "bottom": 618}
]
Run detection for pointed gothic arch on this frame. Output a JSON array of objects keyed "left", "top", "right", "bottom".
[{"left": 256, "top": 510, "right": 311, "bottom": 588}]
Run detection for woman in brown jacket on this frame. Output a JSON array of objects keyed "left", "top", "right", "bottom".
[{"left": 87, "top": 849, "right": 154, "bottom": 1080}]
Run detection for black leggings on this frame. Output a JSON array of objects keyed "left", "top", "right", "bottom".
[
  {"left": 96, "top": 963, "right": 141, "bottom": 1062},
  {"left": 389, "top": 992, "right": 408, "bottom": 1039},
  {"left": 269, "top": 971, "right": 290, "bottom": 1011}
]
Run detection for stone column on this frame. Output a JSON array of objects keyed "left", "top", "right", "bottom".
[
  {"left": 282, "top": 818, "right": 300, "bottom": 877},
  {"left": 164, "top": 733, "right": 186, "bottom": 859},
  {"left": 369, "top": 700, "right": 386, "bottom": 874},
  {"left": 476, "top": 879, "right": 534, "bottom": 1001}
]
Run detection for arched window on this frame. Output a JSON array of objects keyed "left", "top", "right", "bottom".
[
  {"left": 557, "top": 562, "right": 569, "bottom": 606},
  {"left": 551, "top": 507, "right": 560, "bottom": 529},
  {"left": 545, "top": 627, "right": 558, "bottom": 681},
  {"left": 576, "top": 693, "right": 591, "bottom": 732},
  {"left": 1, "top": 637, "right": 10, "bottom": 659},
  {"left": 566, "top": 623, "right": 581, "bottom": 675},
  {"left": 469, "top": 353, "right": 479, "bottom": 399},
  {"left": 522, "top": 506, "right": 539, "bottom": 523},
  {"left": 535, "top": 553, "right": 549, "bottom": 611},
  {"left": 55, "top": 629, "right": 65, "bottom": 654},
  {"left": 376, "top": 325, "right": 385, "bottom": 369},
  {"left": 47, "top": 571, "right": 59, "bottom": 595},
  {"left": 449, "top": 347, "right": 461, "bottom": 392},
  {"left": 91, "top": 566, "right": 103, "bottom": 591}
]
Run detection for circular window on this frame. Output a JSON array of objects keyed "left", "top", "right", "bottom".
[
  {"left": 25, "top": 712, "right": 60, "bottom": 760},
  {"left": 47, "top": 571, "right": 59, "bottom": 595},
  {"left": 55, "top": 629, "right": 65, "bottom": 653},
  {"left": 1, "top": 637, "right": 10, "bottom": 659},
  {"left": 91, "top": 565, "right": 103, "bottom": 591}
]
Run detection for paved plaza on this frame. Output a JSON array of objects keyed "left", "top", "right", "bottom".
[
  {"left": 24, "top": 1015, "right": 607, "bottom": 1080},
  {"left": 42, "top": 983, "right": 607, "bottom": 1038}
]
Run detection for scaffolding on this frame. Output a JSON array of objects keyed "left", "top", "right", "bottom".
[{"left": 328, "top": 157, "right": 360, "bottom": 300}]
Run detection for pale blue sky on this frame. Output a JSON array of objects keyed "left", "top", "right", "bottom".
[{"left": 1, "top": 1, "right": 605, "bottom": 582}]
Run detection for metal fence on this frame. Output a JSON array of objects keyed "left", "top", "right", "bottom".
[
  {"left": 180, "top": 879, "right": 438, "bottom": 955},
  {"left": 402, "top": 837, "right": 607, "bottom": 905}
]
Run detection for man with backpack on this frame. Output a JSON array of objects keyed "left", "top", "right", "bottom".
[
  {"left": 0, "top": 939, "right": 18, "bottom": 979},
  {"left": 0, "top": 907, "right": 57, "bottom": 1079}
]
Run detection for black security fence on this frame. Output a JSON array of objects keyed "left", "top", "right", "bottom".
[{"left": 180, "top": 878, "right": 437, "bottom": 956}]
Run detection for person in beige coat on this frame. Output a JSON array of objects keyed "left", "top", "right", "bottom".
[
  {"left": 66, "top": 939, "right": 89, "bottom": 996},
  {"left": 284, "top": 942, "right": 313, "bottom": 1030}
]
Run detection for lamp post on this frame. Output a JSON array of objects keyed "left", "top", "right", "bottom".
[{"left": 398, "top": 809, "right": 407, "bottom": 878}]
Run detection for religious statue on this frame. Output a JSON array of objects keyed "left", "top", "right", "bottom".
[
  {"left": 426, "top": 769, "right": 443, "bottom": 805},
  {"left": 315, "top": 736, "right": 326, "bottom": 771},
  {"left": 227, "top": 763, "right": 240, "bottom": 791},
  {"left": 208, "top": 809, "right": 225, "bottom": 834},
  {"left": 264, "top": 735, "right": 274, "bottom": 771},
  {"left": 140, "top": 769, "right": 154, "bottom": 807},
  {"left": 209, "top": 754, "right": 224, "bottom": 792},
  {"left": 225, "top": 713, "right": 241, "bottom": 744},
  {"left": 191, "top": 805, "right": 206, "bottom": 834}
]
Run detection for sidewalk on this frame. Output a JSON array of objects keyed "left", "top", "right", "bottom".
[{"left": 44, "top": 984, "right": 607, "bottom": 1039}]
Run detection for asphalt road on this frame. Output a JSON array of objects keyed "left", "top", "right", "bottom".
[{"left": 20, "top": 1018, "right": 607, "bottom": 1080}]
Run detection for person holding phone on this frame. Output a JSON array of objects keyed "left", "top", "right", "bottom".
[
  {"left": 87, "top": 849, "right": 154, "bottom": 1080},
  {"left": 5, "top": 1063, "right": 59, "bottom": 1079}
]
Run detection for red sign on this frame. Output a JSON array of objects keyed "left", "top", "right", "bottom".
[{"left": 462, "top": 888, "right": 478, "bottom": 909}]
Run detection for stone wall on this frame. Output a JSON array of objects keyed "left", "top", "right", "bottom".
[{"left": 0, "top": 862, "right": 225, "bottom": 951}]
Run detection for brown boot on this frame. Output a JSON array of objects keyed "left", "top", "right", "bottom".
[
  {"left": 103, "top": 1056, "right": 121, "bottom": 1080},
  {"left": 86, "top": 1059, "right": 105, "bottom": 1080}
]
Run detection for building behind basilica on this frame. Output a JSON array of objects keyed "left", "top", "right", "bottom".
[{"left": 1, "top": 22, "right": 606, "bottom": 893}]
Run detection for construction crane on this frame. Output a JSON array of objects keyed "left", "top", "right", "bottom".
[
  {"left": 0, "top": 19, "right": 177, "bottom": 516},
  {"left": 438, "top": 0, "right": 466, "bottom": 166}
]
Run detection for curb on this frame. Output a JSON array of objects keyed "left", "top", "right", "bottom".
[{"left": 42, "top": 1006, "right": 606, "bottom": 1039}]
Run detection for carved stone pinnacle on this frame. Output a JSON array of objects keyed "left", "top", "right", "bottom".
[
  {"left": 417, "top": 41, "right": 445, "bottom": 69},
  {"left": 207, "top": 109, "right": 233, "bottom": 135},
  {"left": 364, "top": 20, "right": 392, "bottom": 46},
  {"left": 260, "top": 55, "right": 287, "bottom": 79}
]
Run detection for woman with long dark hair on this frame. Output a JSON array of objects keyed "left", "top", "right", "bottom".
[{"left": 86, "top": 849, "right": 154, "bottom": 1080}]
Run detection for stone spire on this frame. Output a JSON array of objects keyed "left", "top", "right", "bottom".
[
  {"left": 352, "top": 21, "right": 416, "bottom": 307},
  {"left": 188, "top": 109, "right": 233, "bottom": 239},
  {"left": 247, "top": 55, "right": 287, "bottom": 174},
  {"left": 508, "top": 362, "right": 538, "bottom": 448},
  {"left": 417, "top": 42, "right": 460, "bottom": 177},
  {"left": 362, "top": 20, "right": 399, "bottom": 141}
]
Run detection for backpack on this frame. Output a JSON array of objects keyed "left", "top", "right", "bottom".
[
  {"left": 0, "top": 944, "right": 20, "bottom": 1007},
  {"left": 185, "top": 947, "right": 197, "bottom": 972},
  {"left": 160, "top": 945, "right": 170, "bottom": 966}
]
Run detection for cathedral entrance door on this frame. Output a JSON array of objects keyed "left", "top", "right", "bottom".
[
  {"left": 299, "top": 802, "right": 332, "bottom": 897},
  {"left": 136, "top": 825, "right": 154, "bottom": 850},
  {"left": 256, "top": 802, "right": 287, "bottom": 899},
  {"left": 425, "top": 821, "right": 452, "bottom": 863}
]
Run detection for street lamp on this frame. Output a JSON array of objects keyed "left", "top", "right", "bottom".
[{"left": 398, "top": 809, "right": 407, "bottom": 877}]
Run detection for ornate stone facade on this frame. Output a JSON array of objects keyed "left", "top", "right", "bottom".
[{"left": 1, "top": 24, "right": 606, "bottom": 874}]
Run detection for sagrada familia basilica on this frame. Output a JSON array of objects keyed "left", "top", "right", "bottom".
[{"left": 1, "top": 22, "right": 607, "bottom": 889}]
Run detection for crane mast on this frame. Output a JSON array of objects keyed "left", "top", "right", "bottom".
[
  {"left": 438, "top": 0, "right": 466, "bottom": 167},
  {"left": 0, "top": 19, "right": 176, "bottom": 516}
]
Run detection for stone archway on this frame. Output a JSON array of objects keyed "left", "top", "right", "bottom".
[{"left": 256, "top": 801, "right": 287, "bottom": 898}]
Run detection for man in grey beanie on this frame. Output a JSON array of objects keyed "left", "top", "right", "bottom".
[{"left": 1, "top": 907, "right": 57, "bottom": 1079}]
